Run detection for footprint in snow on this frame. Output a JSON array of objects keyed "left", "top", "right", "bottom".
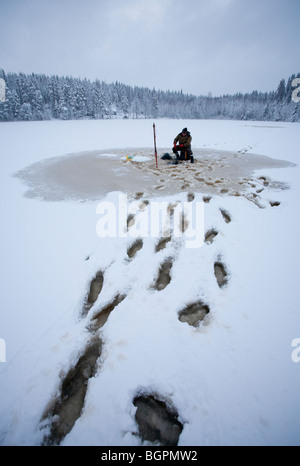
[
  {"left": 220, "top": 208, "right": 231, "bottom": 224},
  {"left": 178, "top": 300, "right": 210, "bottom": 327},
  {"left": 41, "top": 335, "right": 102, "bottom": 446},
  {"left": 214, "top": 261, "right": 228, "bottom": 288},
  {"left": 155, "top": 236, "right": 172, "bottom": 253},
  {"left": 41, "top": 290, "right": 127, "bottom": 445},
  {"left": 88, "top": 294, "right": 127, "bottom": 333},
  {"left": 82, "top": 270, "right": 104, "bottom": 316},
  {"left": 153, "top": 258, "right": 173, "bottom": 291},
  {"left": 127, "top": 238, "right": 143, "bottom": 259},
  {"left": 205, "top": 229, "right": 219, "bottom": 244},
  {"left": 133, "top": 393, "right": 183, "bottom": 446}
]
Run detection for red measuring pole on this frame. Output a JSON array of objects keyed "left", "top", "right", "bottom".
[{"left": 153, "top": 123, "right": 158, "bottom": 168}]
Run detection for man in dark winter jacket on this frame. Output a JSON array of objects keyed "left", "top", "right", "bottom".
[{"left": 173, "top": 127, "right": 194, "bottom": 163}]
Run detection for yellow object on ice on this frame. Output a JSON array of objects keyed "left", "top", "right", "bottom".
[{"left": 126, "top": 155, "right": 134, "bottom": 161}]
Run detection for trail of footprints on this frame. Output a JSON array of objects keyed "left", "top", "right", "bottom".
[{"left": 40, "top": 194, "right": 232, "bottom": 446}]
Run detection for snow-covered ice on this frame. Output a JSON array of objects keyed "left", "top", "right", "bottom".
[{"left": 0, "top": 119, "right": 299, "bottom": 446}]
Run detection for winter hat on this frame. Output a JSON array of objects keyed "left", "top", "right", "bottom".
[{"left": 182, "top": 127, "right": 188, "bottom": 133}]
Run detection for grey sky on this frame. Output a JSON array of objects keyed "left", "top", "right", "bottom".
[{"left": 0, "top": 0, "right": 299, "bottom": 96}]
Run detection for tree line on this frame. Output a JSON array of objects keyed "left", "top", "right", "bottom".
[{"left": 0, "top": 68, "right": 299, "bottom": 122}]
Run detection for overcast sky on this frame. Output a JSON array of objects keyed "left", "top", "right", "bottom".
[{"left": 0, "top": 0, "right": 299, "bottom": 96}]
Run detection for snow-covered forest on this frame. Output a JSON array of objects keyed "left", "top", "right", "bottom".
[{"left": 0, "top": 68, "right": 299, "bottom": 122}]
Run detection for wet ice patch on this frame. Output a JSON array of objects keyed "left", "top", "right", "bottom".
[
  {"left": 13, "top": 147, "right": 294, "bottom": 202},
  {"left": 13, "top": 150, "right": 158, "bottom": 202}
]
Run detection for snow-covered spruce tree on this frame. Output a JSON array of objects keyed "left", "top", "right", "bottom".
[
  {"left": 18, "top": 102, "right": 33, "bottom": 120},
  {"left": 291, "top": 103, "right": 299, "bottom": 122},
  {"left": 276, "top": 79, "right": 286, "bottom": 104},
  {"left": 0, "top": 70, "right": 299, "bottom": 122}
]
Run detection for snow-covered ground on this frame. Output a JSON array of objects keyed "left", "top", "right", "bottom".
[{"left": 0, "top": 119, "right": 299, "bottom": 446}]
